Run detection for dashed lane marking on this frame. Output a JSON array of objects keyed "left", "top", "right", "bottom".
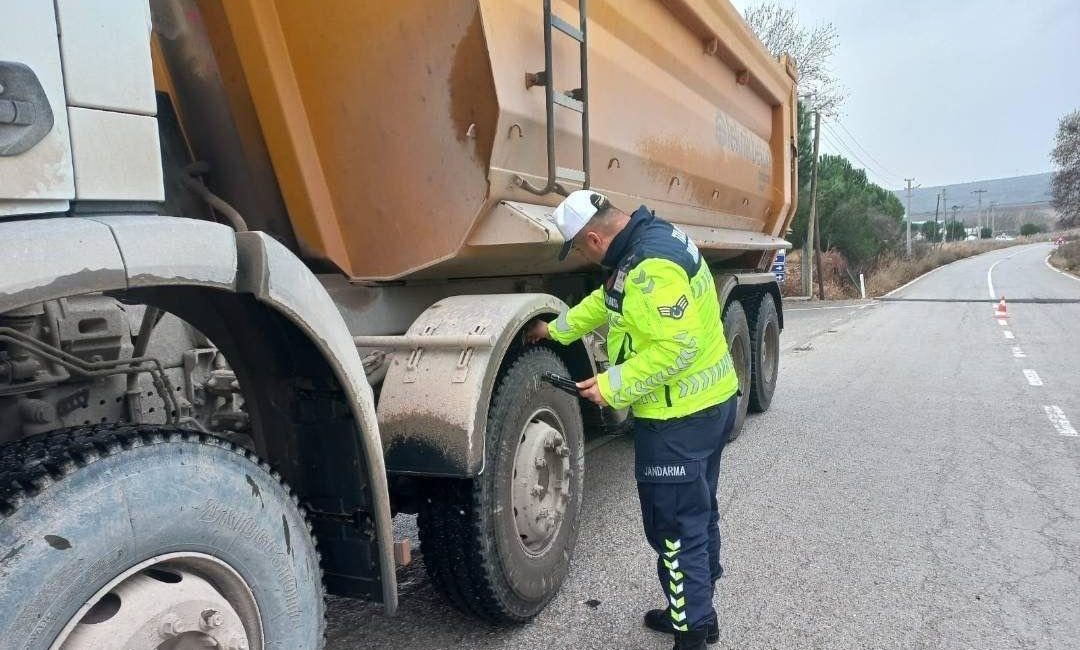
[
  {"left": 1003, "top": 330, "right": 1015, "bottom": 339},
  {"left": 1023, "top": 369, "right": 1043, "bottom": 386},
  {"left": 1044, "top": 405, "right": 1078, "bottom": 436},
  {"left": 1011, "top": 346, "right": 1026, "bottom": 358}
]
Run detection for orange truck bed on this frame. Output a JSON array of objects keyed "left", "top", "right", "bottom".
[{"left": 209, "top": 0, "right": 797, "bottom": 280}]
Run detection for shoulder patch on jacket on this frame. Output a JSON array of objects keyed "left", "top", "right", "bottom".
[
  {"left": 632, "top": 267, "right": 656, "bottom": 294},
  {"left": 657, "top": 295, "right": 689, "bottom": 319}
]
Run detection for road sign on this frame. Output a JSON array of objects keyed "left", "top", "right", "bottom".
[{"left": 771, "top": 250, "right": 787, "bottom": 283}]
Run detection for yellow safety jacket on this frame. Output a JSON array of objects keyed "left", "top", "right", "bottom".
[{"left": 549, "top": 208, "right": 738, "bottom": 419}]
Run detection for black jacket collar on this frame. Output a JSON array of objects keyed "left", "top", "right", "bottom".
[{"left": 602, "top": 206, "right": 652, "bottom": 269}]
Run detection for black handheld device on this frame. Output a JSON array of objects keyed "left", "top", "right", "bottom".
[{"left": 542, "top": 372, "right": 580, "bottom": 396}]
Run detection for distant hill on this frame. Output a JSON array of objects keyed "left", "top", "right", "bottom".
[{"left": 893, "top": 172, "right": 1054, "bottom": 217}]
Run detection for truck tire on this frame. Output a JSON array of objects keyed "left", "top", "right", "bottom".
[
  {"left": 722, "top": 301, "right": 751, "bottom": 441},
  {"left": 0, "top": 424, "right": 324, "bottom": 649},
  {"left": 418, "top": 347, "right": 585, "bottom": 623},
  {"left": 747, "top": 293, "right": 780, "bottom": 413}
]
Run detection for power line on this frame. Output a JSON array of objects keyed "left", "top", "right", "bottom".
[
  {"left": 820, "top": 122, "right": 903, "bottom": 187},
  {"left": 831, "top": 120, "right": 903, "bottom": 180},
  {"left": 817, "top": 126, "right": 902, "bottom": 187},
  {"left": 818, "top": 130, "right": 904, "bottom": 188}
]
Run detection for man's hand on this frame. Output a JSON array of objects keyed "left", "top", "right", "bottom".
[
  {"left": 576, "top": 376, "right": 609, "bottom": 407},
  {"left": 525, "top": 319, "right": 550, "bottom": 344}
]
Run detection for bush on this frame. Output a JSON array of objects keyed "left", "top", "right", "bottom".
[
  {"left": 1020, "top": 223, "right": 1042, "bottom": 236},
  {"left": 1051, "top": 240, "right": 1080, "bottom": 274},
  {"left": 980, "top": 227, "right": 992, "bottom": 239}
]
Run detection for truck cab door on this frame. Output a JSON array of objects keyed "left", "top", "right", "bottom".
[{"left": 0, "top": 0, "right": 75, "bottom": 216}]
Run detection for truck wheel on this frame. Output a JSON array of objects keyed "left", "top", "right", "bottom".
[
  {"left": 0, "top": 425, "right": 324, "bottom": 649},
  {"left": 418, "top": 347, "right": 584, "bottom": 623},
  {"left": 747, "top": 294, "right": 780, "bottom": 413},
  {"left": 723, "top": 301, "right": 751, "bottom": 441}
]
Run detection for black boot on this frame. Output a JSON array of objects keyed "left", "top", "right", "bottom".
[
  {"left": 644, "top": 609, "right": 719, "bottom": 644},
  {"left": 673, "top": 628, "right": 709, "bottom": 650}
]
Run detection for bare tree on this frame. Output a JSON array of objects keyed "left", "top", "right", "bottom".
[
  {"left": 1051, "top": 110, "right": 1080, "bottom": 229},
  {"left": 742, "top": 2, "right": 844, "bottom": 116}
]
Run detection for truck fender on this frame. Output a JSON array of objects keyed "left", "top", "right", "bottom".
[
  {"left": 0, "top": 215, "right": 237, "bottom": 315},
  {"left": 376, "top": 293, "right": 596, "bottom": 477},
  {"left": 0, "top": 216, "right": 397, "bottom": 614},
  {"left": 234, "top": 231, "right": 396, "bottom": 613}
]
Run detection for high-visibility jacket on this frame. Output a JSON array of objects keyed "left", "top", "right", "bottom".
[{"left": 549, "top": 207, "right": 738, "bottom": 419}]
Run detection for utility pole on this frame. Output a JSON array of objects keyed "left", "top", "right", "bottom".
[
  {"left": 934, "top": 193, "right": 941, "bottom": 244},
  {"left": 971, "top": 189, "right": 987, "bottom": 232},
  {"left": 803, "top": 111, "right": 822, "bottom": 298},
  {"left": 940, "top": 187, "right": 948, "bottom": 243},
  {"left": 904, "top": 178, "right": 917, "bottom": 257}
]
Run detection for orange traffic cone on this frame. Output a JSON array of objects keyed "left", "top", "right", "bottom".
[{"left": 994, "top": 297, "right": 1008, "bottom": 318}]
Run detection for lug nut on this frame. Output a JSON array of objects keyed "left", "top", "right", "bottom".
[
  {"left": 201, "top": 609, "right": 224, "bottom": 629},
  {"left": 160, "top": 614, "right": 184, "bottom": 638}
]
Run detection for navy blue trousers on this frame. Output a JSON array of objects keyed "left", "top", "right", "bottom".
[{"left": 634, "top": 397, "right": 736, "bottom": 632}]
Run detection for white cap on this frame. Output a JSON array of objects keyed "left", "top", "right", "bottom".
[{"left": 553, "top": 190, "right": 609, "bottom": 260}]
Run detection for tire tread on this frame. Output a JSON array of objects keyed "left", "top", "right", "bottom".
[{"left": 0, "top": 424, "right": 327, "bottom": 648}]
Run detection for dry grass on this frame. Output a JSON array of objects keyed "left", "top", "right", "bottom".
[
  {"left": 778, "top": 229, "right": 1080, "bottom": 300},
  {"left": 864, "top": 240, "right": 1012, "bottom": 296},
  {"left": 866, "top": 229, "right": 1080, "bottom": 297},
  {"left": 1050, "top": 240, "right": 1080, "bottom": 275},
  {"left": 779, "top": 249, "right": 853, "bottom": 299}
]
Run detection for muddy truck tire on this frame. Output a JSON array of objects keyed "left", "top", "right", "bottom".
[
  {"left": 747, "top": 293, "right": 780, "bottom": 413},
  {"left": 417, "top": 347, "right": 585, "bottom": 623},
  {"left": 0, "top": 425, "right": 324, "bottom": 649},
  {"left": 723, "top": 301, "right": 751, "bottom": 441}
]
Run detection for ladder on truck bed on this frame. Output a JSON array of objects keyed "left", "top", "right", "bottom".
[{"left": 520, "top": 0, "right": 591, "bottom": 196}]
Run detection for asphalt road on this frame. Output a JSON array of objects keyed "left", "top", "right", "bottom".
[{"left": 327, "top": 243, "right": 1080, "bottom": 649}]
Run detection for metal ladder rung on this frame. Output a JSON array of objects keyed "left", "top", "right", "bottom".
[
  {"left": 553, "top": 93, "right": 584, "bottom": 113},
  {"left": 551, "top": 15, "right": 584, "bottom": 42},
  {"left": 556, "top": 166, "right": 586, "bottom": 183}
]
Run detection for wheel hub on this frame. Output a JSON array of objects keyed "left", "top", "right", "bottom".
[
  {"left": 512, "top": 410, "right": 571, "bottom": 555},
  {"left": 52, "top": 554, "right": 261, "bottom": 650}
]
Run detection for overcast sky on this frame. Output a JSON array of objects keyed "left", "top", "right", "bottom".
[{"left": 731, "top": 0, "right": 1080, "bottom": 190}]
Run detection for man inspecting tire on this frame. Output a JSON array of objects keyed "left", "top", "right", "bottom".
[{"left": 526, "top": 190, "right": 740, "bottom": 649}]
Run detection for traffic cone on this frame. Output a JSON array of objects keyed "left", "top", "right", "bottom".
[{"left": 994, "top": 297, "right": 1008, "bottom": 318}]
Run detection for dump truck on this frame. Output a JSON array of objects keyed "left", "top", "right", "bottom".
[{"left": 0, "top": 0, "right": 797, "bottom": 646}]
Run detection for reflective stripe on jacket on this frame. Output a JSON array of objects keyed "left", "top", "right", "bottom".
[{"left": 549, "top": 208, "right": 738, "bottom": 419}]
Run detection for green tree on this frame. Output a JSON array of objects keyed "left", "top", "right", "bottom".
[
  {"left": 1020, "top": 223, "right": 1042, "bottom": 236},
  {"left": 812, "top": 155, "right": 904, "bottom": 267},
  {"left": 921, "top": 220, "right": 941, "bottom": 243},
  {"left": 980, "top": 227, "right": 992, "bottom": 239},
  {"left": 945, "top": 221, "right": 967, "bottom": 241}
]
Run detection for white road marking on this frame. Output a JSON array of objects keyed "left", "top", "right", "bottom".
[
  {"left": 1003, "top": 330, "right": 1015, "bottom": 339},
  {"left": 987, "top": 258, "right": 1007, "bottom": 300},
  {"left": 997, "top": 319, "right": 1007, "bottom": 326},
  {"left": 1044, "top": 252, "right": 1080, "bottom": 284},
  {"left": 1011, "top": 346, "right": 1026, "bottom": 358},
  {"left": 1044, "top": 405, "right": 1078, "bottom": 436},
  {"left": 1023, "top": 369, "right": 1043, "bottom": 386}
]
